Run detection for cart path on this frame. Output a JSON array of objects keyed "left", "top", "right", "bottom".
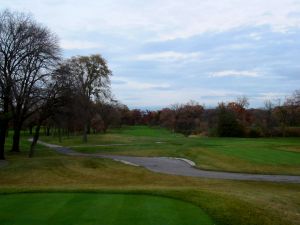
[{"left": 37, "top": 140, "right": 300, "bottom": 183}]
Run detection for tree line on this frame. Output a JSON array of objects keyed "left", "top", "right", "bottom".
[
  {"left": 21, "top": 90, "right": 300, "bottom": 142},
  {"left": 119, "top": 93, "right": 300, "bottom": 137}
]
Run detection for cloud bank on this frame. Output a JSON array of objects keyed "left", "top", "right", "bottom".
[{"left": 1, "top": 0, "right": 300, "bottom": 108}]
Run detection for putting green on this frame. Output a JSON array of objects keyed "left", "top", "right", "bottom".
[{"left": 0, "top": 193, "right": 214, "bottom": 225}]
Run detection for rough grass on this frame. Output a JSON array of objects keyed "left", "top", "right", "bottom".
[
  {"left": 41, "top": 126, "right": 300, "bottom": 175},
  {"left": 1, "top": 128, "right": 300, "bottom": 225}
]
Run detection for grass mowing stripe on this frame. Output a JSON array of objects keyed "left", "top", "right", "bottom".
[{"left": 0, "top": 193, "right": 214, "bottom": 225}]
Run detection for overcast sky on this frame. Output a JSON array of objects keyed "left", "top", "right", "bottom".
[{"left": 1, "top": 0, "right": 300, "bottom": 109}]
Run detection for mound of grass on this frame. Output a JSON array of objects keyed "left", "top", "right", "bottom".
[{"left": 0, "top": 193, "right": 214, "bottom": 225}]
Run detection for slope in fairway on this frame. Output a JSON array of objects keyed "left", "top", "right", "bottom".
[{"left": 0, "top": 193, "right": 214, "bottom": 225}]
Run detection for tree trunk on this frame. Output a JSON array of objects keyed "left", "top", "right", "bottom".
[
  {"left": 29, "top": 125, "right": 33, "bottom": 135},
  {"left": 0, "top": 97, "right": 11, "bottom": 160},
  {"left": 0, "top": 119, "right": 8, "bottom": 160},
  {"left": 11, "top": 120, "right": 22, "bottom": 152},
  {"left": 58, "top": 127, "right": 62, "bottom": 143},
  {"left": 82, "top": 123, "right": 88, "bottom": 143},
  {"left": 103, "top": 123, "right": 108, "bottom": 133},
  {"left": 87, "top": 120, "right": 91, "bottom": 134},
  {"left": 281, "top": 124, "right": 286, "bottom": 137},
  {"left": 11, "top": 136, "right": 20, "bottom": 152},
  {"left": 46, "top": 127, "right": 50, "bottom": 136},
  {"left": 29, "top": 125, "right": 41, "bottom": 158}
]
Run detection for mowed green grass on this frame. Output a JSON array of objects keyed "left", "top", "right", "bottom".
[
  {"left": 1, "top": 135, "right": 300, "bottom": 225},
  {"left": 41, "top": 126, "right": 300, "bottom": 175},
  {"left": 0, "top": 193, "right": 214, "bottom": 225}
]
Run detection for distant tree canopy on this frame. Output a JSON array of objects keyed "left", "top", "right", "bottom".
[{"left": 120, "top": 92, "right": 300, "bottom": 138}]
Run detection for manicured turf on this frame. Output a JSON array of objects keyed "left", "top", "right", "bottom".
[
  {"left": 41, "top": 126, "right": 300, "bottom": 175},
  {"left": 0, "top": 193, "right": 214, "bottom": 225},
  {"left": 1, "top": 127, "right": 300, "bottom": 225}
]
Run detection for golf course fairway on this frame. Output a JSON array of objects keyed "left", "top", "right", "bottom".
[{"left": 0, "top": 193, "right": 214, "bottom": 225}]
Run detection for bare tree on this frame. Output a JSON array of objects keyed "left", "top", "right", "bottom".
[
  {"left": 236, "top": 96, "right": 249, "bottom": 109},
  {"left": 282, "top": 90, "right": 300, "bottom": 127},
  {"left": 293, "top": 90, "right": 300, "bottom": 105},
  {"left": 29, "top": 81, "right": 65, "bottom": 157},
  {"left": 262, "top": 99, "right": 274, "bottom": 135}
]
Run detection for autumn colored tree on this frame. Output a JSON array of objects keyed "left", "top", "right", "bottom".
[
  {"left": 174, "top": 102, "right": 204, "bottom": 136},
  {"left": 159, "top": 108, "right": 176, "bottom": 131}
]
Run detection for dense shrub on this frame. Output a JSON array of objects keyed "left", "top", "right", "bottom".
[
  {"left": 247, "top": 126, "right": 263, "bottom": 138},
  {"left": 284, "top": 127, "right": 300, "bottom": 137},
  {"left": 217, "top": 104, "right": 245, "bottom": 137}
]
